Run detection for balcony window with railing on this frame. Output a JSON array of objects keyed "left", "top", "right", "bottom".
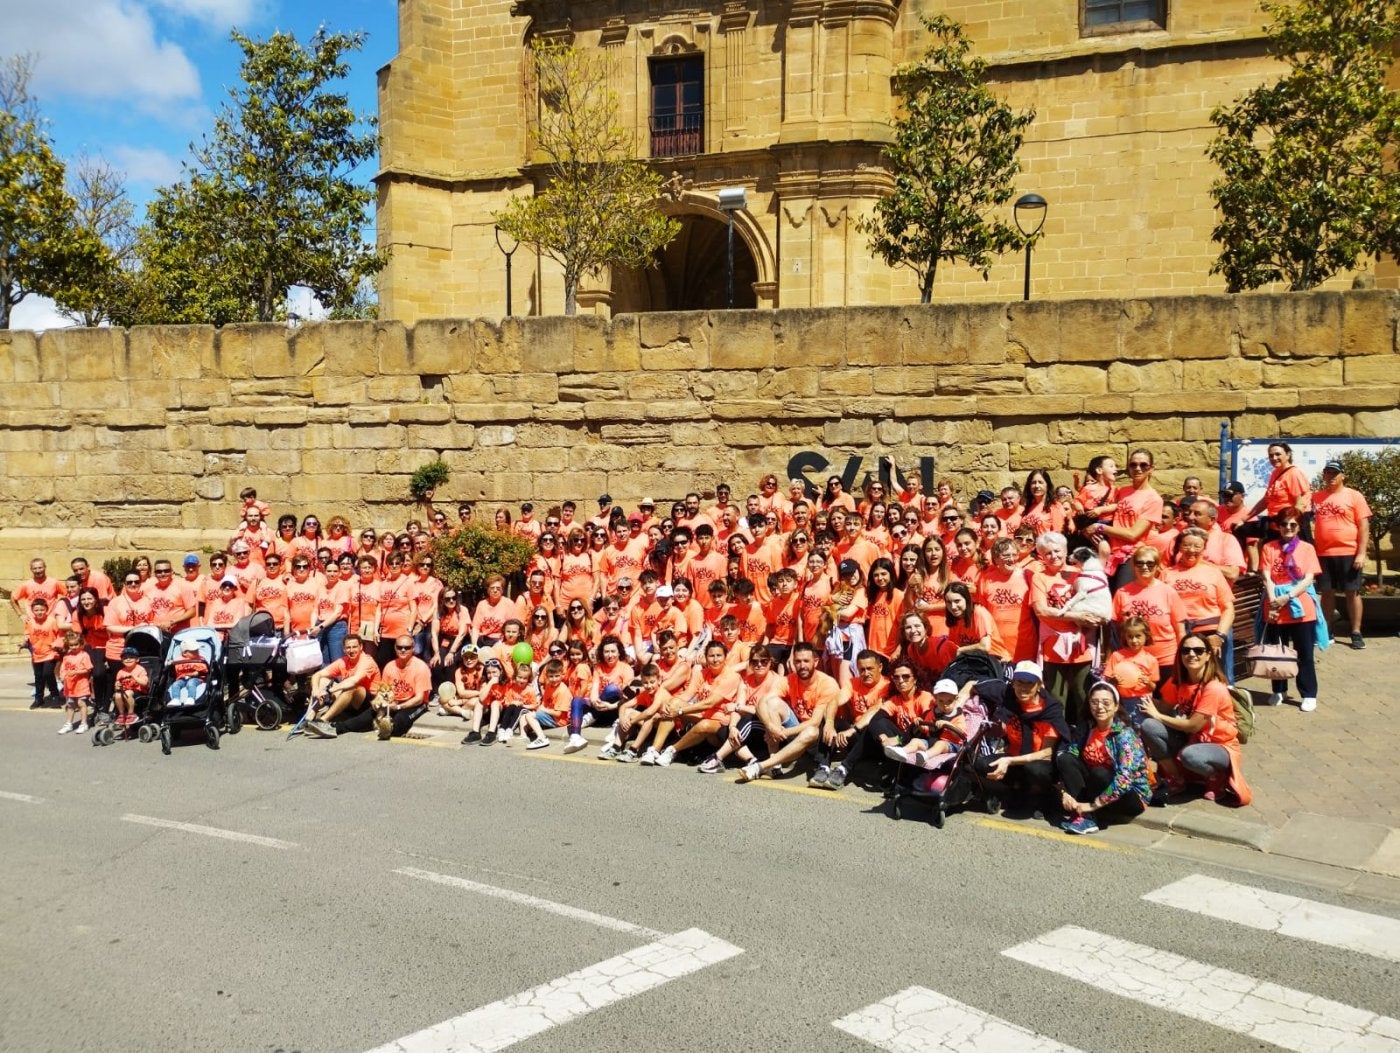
[{"left": 650, "top": 56, "right": 703, "bottom": 157}]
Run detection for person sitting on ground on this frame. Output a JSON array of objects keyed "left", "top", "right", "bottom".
[
  {"left": 304, "top": 635, "right": 380, "bottom": 738},
  {"left": 699, "top": 645, "right": 779, "bottom": 773},
  {"left": 537, "top": 658, "right": 574, "bottom": 742},
  {"left": 498, "top": 661, "right": 551, "bottom": 750},
  {"left": 738, "top": 641, "right": 839, "bottom": 783},
  {"left": 583, "top": 636, "right": 634, "bottom": 756},
  {"left": 810, "top": 649, "right": 890, "bottom": 787},
  {"left": 819, "top": 656, "right": 920, "bottom": 791},
  {"left": 605, "top": 666, "right": 674, "bottom": 761},
  {"left": 1140, "top": 632, "right": 1252, "bottom": 806},
  {"left": 639, "top": 640, "right": 742, "bottom": 767},
  {"left": 169, "top": 641, "right": 210, "bottom": 707},
  {"left": 1055, "top": 680, "right": 1151, "bottom": 835},
  {"left": 972, "top": 661, "right": 1071, "bottom": 819},
  {"left": 474, "top": 658, "right": 511, "bottom": 744},
  {"left": 448, "top": 648, "right": 489, "bottom": 741},
  {"left": 370, "top": 634, "right": 432, "bottom": 741}
]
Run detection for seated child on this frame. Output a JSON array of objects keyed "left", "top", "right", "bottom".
[
  {"left": 112, "top": 647, "right": 149, "bottom": 724},
  {"left": 884, "top": 678, "right": 972, "bottom": 768},
  {"left": 170, "top": 642, "right": 210, "bottom": 706}
]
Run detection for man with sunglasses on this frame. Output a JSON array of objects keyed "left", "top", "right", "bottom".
[
  {"left": 147, "top": 559, "right": 199, "bottom": 634},
  {"left": 103, "top": 572, "right": 155, "bottom": 659},
  {"left": 367, "top": 634, "right": 432, "bottom": 739}
]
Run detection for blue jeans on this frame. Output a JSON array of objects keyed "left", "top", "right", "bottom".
[{"left": 320, "top": 621, "right": 348, "bottom": 665}]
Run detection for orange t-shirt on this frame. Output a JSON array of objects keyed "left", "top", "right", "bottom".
[
  {"left": 843, "top": 674, "right": 890, "bottom": 722},
  {"left": 1109, "top": 485, "right": 1164, "bottom": 569},
  {"left": 799, "top": 573, "right": 832, "bottom": 643},
  {"left": 1263, "top": 464, "right": 1309, "bottom": 518},
  {"left": 373, "top": 656, "right": 432, "bottom": 705},
  {"left": 252, "top": 576, "right": 291, "bottom": 628},
  {"left": 762, "top": 593, "right": 802, "bottom": 647},
  {"left": 471, "top": 596, "right": 516, "bottom": 641},
  {"left": 743, "top": 536, "right": 786, "bottom": 605},
  {"left": 686, "top": 665, "right": 744, "bottom": 721},
  {"left": 202, "top": 595, "right": 250, "bottom": 634},
  {"left": 1259, "top": 539, "right": 1322, "bottom": 625},
  {"left": 592, "top": 658, "right": 635, "bottom": 699},
  {"left": 939, "top": 606, "right": 1005, "bottom": 658},
  {"left": 1165, "top": 562, "right": 1233, "bottom": 627},
  {"left": 103, "top": 594, "right": 153, "bottom": 660},
  {"left": 406, "top": 576, "right": 442, "bottom": 623},
  {"left": 13, "top": 577, "right": 63, "bottom": 613},
  {"left": 348, "top": 580, "right": 380, "bottom": 637},
  {"left": 774, "top": 669, "right": 840, "bottom": 723},
  {"left": 24, "top": 612, "right": 66, "bottom": 663},
  {"left": 863, "top": 589, "right": 904, "bottom": 657},
  {"left": 322, "top": 652, "right": 379, "bottom": 691},
  {"left": 886, "top": 688, "right": 934, "bottom": 732},
  {"left": 378, "top": 576, "right": 415, "bottom": 638},
  {"left": 1019, "top": 503, "right": 1064, "bottom": 538},
  {"left": 59, "top": 650, "right": 94, "bottom": 698},
  {"left": 286, "top": 578, "right": 325, "bottom": 634},
  {"left": 1112, "top": 580, "right": 1186, "bottom": 666},
  {"left": 1030, "top": 571, "right": 1095, "bottom": 665},
  {"left": 976, "top": 567, "right": 1035, "bottom": 663},
  {"left": 730, "top": 601, "right": 768, "bottom": 644},
  {"left": 113, "top": 662, "right": 149, "bottom": 694},
  {"left": 676, "top": 550, "right": 728, "bottom": 610},
  {"left": 1103, "top": 647, "right": 1158, "bottom": 699},
  {"left": 1310, "top": 487, "right": 1372, "bottom": 557},
  {"left": 556, "top": 552, "right": 595, "bottom": 606}
]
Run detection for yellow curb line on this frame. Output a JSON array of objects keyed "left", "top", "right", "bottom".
[
  {"left": 972, "top": 816, "right": 1132, "bottom": 853},
  {"left": 387, "top": 736, "right": 459, "bottom": 750}
]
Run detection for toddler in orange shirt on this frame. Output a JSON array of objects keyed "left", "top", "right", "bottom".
[
  {"left": 1102, "top": 616, "right": 1157, "bottom": 728},
  {"left": 57, "top": 631, "right": 94, "bottom": 734}
]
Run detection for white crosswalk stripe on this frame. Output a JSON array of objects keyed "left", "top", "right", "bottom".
[
  {"left": 832, "top": 987, "right": 1087, "bottom": 1053},
  {"left": 1142, "top": 873, "right": 1400, "bottom": 964},
  {"left": 1002, "top": 925, "right": 1400, "bottom": 1053}
]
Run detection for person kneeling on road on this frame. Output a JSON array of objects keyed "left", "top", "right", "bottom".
[
  {"left": 370, "top": 634, "right": 432, "bottom": 741},
  {"left": 304, "top": 635, "right": 379, "bottom": 738},
  {"left": 738, "top": 642, "right": 839, "bottom": 783}
]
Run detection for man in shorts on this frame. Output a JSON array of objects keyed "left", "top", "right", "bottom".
[
  {"left": 1312, "top": 459, "right": 1372, "bottom": 649},
  {"left": 738, "top": 642, "right": 839, "bottom": 782}
]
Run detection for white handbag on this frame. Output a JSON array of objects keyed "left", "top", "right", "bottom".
[{"left": 284, "top": 638, "right": 323, "bottom": 676}]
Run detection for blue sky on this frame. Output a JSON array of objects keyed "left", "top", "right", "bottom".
[{"left": 7, "top": 0, "right": 398, "bottom": 327}]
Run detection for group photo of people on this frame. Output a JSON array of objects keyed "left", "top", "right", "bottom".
[{"left": 12, "top": 438, "right": 1369, "bottom": 833}]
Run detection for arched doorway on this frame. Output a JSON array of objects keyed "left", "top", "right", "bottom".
[{"left": 612, "top": 213, "right": 759, "bottom": 312}]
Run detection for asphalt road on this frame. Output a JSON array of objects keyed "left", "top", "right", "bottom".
[{"left": 2, "top": 709, "right": 1398, "bottom": 1053}]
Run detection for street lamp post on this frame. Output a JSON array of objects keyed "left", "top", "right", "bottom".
[
  {"left": 494, "top": 226, "right": 519, "bottom": 317},
  {"left": 717, "top": 187, "right": 747, "bottom": 309},
  {"left": 1013, "top": 193, "right": 1048, "bottom": 302}
]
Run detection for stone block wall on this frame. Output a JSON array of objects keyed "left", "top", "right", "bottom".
[{"left": 1, "top": 290, "right": 1397, "bottom": 646}]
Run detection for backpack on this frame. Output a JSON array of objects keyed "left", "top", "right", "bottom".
[{"left": 1228, "top": 685, "right": 1255, "bottom": 745}]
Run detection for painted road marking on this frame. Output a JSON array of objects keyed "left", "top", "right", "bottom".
[
  {"left": 120, "top": 814, "right": 297, "bottom": 850},
  {"left": 1143, "top": 873, "right": 1400, "bottom": 964},
  {"left": 972, "top": 816, "right": 1129, "bottom": 853},
  {"left": 393, "top": 867, "right": 664, "bottom": 938},
  {"left": 0, "top": 790, "right": 43, "bottom": 803},
  {"left": 362, "top": 927, "right": 742, "bottom": 1053},
  {"left": 1003, "top": 926, "right": 1400, "bottom": 1053},
  {"left": 833, "top": 986, "right": 1087, "bottom": 1052}
]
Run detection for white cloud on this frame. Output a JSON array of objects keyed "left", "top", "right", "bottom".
[
  {"left": 148, "top": 0, "right": 262, "bottom": 25},
  {"left": 8, "top": 0, "right": 202, "bottom": 109},
  {"left": 111, "top": 144, "right": 186, "bottom": 186},
  {"left": 9, "top": 296, "right": 77, "bottom": 332}
]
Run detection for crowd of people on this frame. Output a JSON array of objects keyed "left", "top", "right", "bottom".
[{"left": 11, "top": 441, "right": 1370, "bottom": 831}]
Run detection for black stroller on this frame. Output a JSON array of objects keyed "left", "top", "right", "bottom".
[
  {"left": 155, "top": 626, "right": 237, "bottom": 754},
  {"left": 91, "top": 624, "right": 166, "bottom": 747},
  {"left": 226, "top": 611, "right": 291, "bottom": 730}
]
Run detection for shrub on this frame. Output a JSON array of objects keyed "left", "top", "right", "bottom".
[
  {"left": 1331, "top": 447, "right": 1400, "bottom": 584},
  {"left": 429, "top": 525, "right": 535, "bottom": 605},
  {"left": 409, "top": 459, "right": 451, "bottom": 502},
  {"left": 103, "top": 556, "right": 136, "bottom": 587}
]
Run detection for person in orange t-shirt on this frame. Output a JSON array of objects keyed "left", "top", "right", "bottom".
[
  {"left": 57, "top": 632, "right": 95, "bottom": 733},
  {"left": 1258, "top": 511, "right": 1323, "bottom": 710},
  {"left": 937, "top": 582, "right": 1005, "bottom": 659},
  {"left": 1111, "top": 546, "right": 1187, "bottom": 679},
  {"left": 12, "top": 558, "right": 64, "bottom": 622},
  {"left": 1311, "top": 461, "right": 1373, "bottom": 648},
  {"left": 976, "top": 540, "right": 1036, "bottom": 663},
  {"left": 760, "top": 570, "right": 802, "bottom": 668},
  {"left": 370, "top": 635, "right": 432, "bottom": 739},
  {"left": 1101, "top": 616, "right": 1158, "bottom": 727},
  {"left": 741, "top": 643, "right": 839, "bottom": 781},
  {"left": 22, "top": 598, "right": 67, "bottom": 709}
]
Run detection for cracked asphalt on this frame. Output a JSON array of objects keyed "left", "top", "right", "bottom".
[{"left": 2, "top": 707, "right": 1398, "bottom": 1053}]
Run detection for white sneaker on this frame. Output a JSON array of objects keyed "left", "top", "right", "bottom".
[
  {"left": 597, "top": 742, "right": 618, "bottom": 760},
  {"left": 526, "top": 735, "right": 549, "bottom": 750},
  {"left": 581, "top": 712, "right": 596, "bottom": 729},
  {"left": 75, "top": 723, "right": 88, "bottom": 734},
  {"left": 656, "top": 746, "right": 675, "bottom": 768},
  {"left": 499, "top": 729, "right": 513, "bottom": 746},
  {"left": 563, "top": 733, "right": 587, "bottom": 754},
  {"left": 1300, "top": 697, "right": 1317, "bottom": 712},
  {"left": 883, "top": 743, "right": 909, "bottom": 763},
  {"left": 1266, "top": 692, "right": 1285, "bottom": 707},
  {"left": 58, "top": 722, "right": 73, "bottom": 734},
  {"left": 639, "top": 747, "right": 659, "bottom": 766},
  {"left": 737, "top": 760, "right": 763, "bottom": 782}
]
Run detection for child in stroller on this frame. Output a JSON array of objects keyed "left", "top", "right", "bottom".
[
  {"left": 885, "top": 678, "right": 1001, "bottom": 828},
  {"left": 169, "top": 641, "right": 210, "bottom": 707},
  {"left": 883, "top": 678, "right": 975, "bottom": 769}
]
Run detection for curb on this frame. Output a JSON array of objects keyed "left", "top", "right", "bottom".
[{"left": 1133, "top": 807, "right": 1275, "bottom": 853}]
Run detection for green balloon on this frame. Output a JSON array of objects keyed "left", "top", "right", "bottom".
[{"left": 511, "top": 642, "right": 535, "bottom": 666}]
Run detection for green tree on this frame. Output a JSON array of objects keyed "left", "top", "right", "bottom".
[
  {"left": 130, "top": 28, "right": 384, "bottom": 324},
  {"left": 855, "top": 16, "right": 1035, "bottom": 303},
  {"left": 1207, "top": 0, "right": 1400, "bottom": 292},
  {"left": 429, "top": 525, "right": 536, "bottom": 606},
  {"left": 0, "top": 54, "right": 107, "bottom": 329},
  {"left": 1330, "top": 447, "right": 1400, "bottom": 585},
  {"left": 494, "top": 40, "right": 680, "bottom": 315},
  {"left": 60, "top": 156, "right": 137, "bottom": 327}
]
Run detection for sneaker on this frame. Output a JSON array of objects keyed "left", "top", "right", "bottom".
[
  {"left": 481, "top": 729, "right": 497, "bottom": 745},
  {"left": 563, "top": 733, "right": 587, "bottom": 754},
  {"left": 616, "top": 748, "right": 638, "bottom": 763},
  {"left": 826, "top": 765, "right": 848, "bottom": 790},
  {"left": 581, "top": 712, "right": 596, "bottom": 729},
  {"left": 526, "top": 736, "right": 549, "bottom": 750},
  {"left": 639, "top": 747, "right": 659, "bottom": 766},
  {"left": 30, "top": 699, "right": 42, "bottom": 710},
  {"left": 808, "top": 765, "right": 830, "bottom": 788},
  {"left": 1062, "top": 814, "right": 1100, "bottom": 835},
  {"left": 1300, "top": 697, "right": 1317, "bottom": 712},
  {"left": 1351, "top": 633, "right": 1366, "bottom": 650},
  {"left": 882, "top": 743, "right": 909, "bottom": 764},
  {"left": 499, "top": 729, "right": 513, "bottom": 747},
  {"left": 699, "top": 755, "right": 722, "bottom": 774},
  {"left": 656, "top": 746, "right": 675, "bottom": 767},
  {"left": 1264, "top": 692, "right": 1284, "bottom": 707},
  {"left": 375, "top": 715, "right": 393, "bottom": 740},
  {"left": 737, "top": 760, "right": 762, "bottom": 782},
  {"left": 464, "top": 730, "right": 482, "bottom": 743},
  {"left": 58, "top": 722, "right": 73, "bottom": 734},
  {"left": 75, "top": 722, "right": 88, "bottom": 734},
  {"left": 597, "top": 742, "right": 619, "bottom": 760},
  {"left": 774, "top": 762, "right": 793, "bottom": 776},
  {"left": 305, "top": 720, "right": 335, "bottom": 739}
]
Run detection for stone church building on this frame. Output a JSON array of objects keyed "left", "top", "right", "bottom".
[{"left": 374, "top": 0, "right": 1391, "bottom": 322}]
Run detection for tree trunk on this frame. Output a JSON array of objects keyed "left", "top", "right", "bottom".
[
  {"left": 564, "top": 278, "right": 577, "bottom": 316},
  {"left": 920, "top": 263, "right": 937, "bottom": 304}
]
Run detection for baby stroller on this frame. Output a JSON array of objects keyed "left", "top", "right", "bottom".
[
  {"left": 155, "top": 626, "right": 238, "bottom": 754},
  {"left": 886, "top": 697, "right": 1004, "bottom": 828},
  {"left": 941, "top": 650, "right": 1007, "bottom": 689},
  {"left": 91, "top": 624, "right": 166, "bottom": 748},
  {"left": 226, "top": 611, "right": 291, "bottom": 730}
]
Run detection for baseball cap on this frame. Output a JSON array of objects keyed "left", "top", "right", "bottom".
[
  {"left": 183, "top": 554, "right": 201, "bottom": 568},
  {"left": 219, "top": 576, "right": 239, "bottom": 588},
  {"left": 1223, "top": 481, "right": 1246, "bottom": 496},
  {"left": 837, "top": 559, "right": 861, "bottom": 579},
  {"left": 1323, "top": 459, "right": 1344, "bottom": 472},
  {"left": 933, "top": 678, "right": 959, "bottom": 696},
  {"left": 121, "top": 646, "right": 139, "bottom": 658},
  {"left": 655, "top": 585, "right": 674, "bottom": 598},
  {"left": 1011, "top": 661, "right": 1043, "bottom": 683},
  {"left": 976, "top": 489, "right": 996, "bottom": 503},
  {"left": 598, "top": 493, "right": 612, "bottom": 504},
  {"left": 627, "top": 513, "right": 643, "bottom": 524},
  {"left": 521, "top": 502, "right": 534, "bottom": 512}
]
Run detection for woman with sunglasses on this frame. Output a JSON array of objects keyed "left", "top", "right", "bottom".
[
  {"left": 406, "top": 556, "right": 442, "bottom": 660},
  {"left": 1141, "top": 633, "right": 1252, "bottom": 806},
  {"left": 355, "top": 529, "right": 378, "bottom": 562},
  {"left": 525, "top": 605, "right": 556, "bottom": 659},
  {"left": 434, "top": 589, "right": 470, "bottom": 683},
  {"left": 348, "top": 558, "right": 381, "bottom": 646},
  {"left": 1090, "top": 447, "right": 1163, "bottom": 588},
  {"left": 326, "top": 516, "right": 354, "bottom": 556},
  {"left": 1258, "top": 508, "right": 1323, "bottom": 711},
  {"left": 530, "top": 532, "right": 561, "bottom": 591},
  {"left": 273, "top": 514, "right": 300, "bottom": 564},
  {"left": 251, "top": 555, "right": 291, "bottom": 636},
  {"left": 1111, "top": 544, "right": 1186, "bottom": 684}
]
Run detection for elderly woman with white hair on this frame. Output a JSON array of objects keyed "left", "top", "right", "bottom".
[{"left": 1028, "top": 531, "right": 1104, "bottom": 724}]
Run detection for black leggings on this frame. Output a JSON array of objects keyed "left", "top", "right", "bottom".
[
  {"left": 1055, "top": 751, "right": 1146, "bottom": 826},
  {"left": 336, "top": 703, "right": 426, "bottom": 737},
  {"left": 826, "top": 711, "right": 902, "bottom": 771},
  {"left": 31, "top": 660, "right": 61, "bottom": 706},
  {"left": 973, "top": 753, "right": 1056, "bottom": 801}
]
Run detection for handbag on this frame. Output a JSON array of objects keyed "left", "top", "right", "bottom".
[
  {"left": 1246, "top": 626, "right": 1297, "bottom": 681},
  {"left": 284, "top": 637, "right": 323, "bottom": 676}
]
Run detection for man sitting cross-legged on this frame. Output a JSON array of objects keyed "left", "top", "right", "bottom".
[
  {"left": 737, "top": 641, "right": 839, "bottom": 783},
  {"left": 304, "top": 635, "right": 379, "bottom": 737}
]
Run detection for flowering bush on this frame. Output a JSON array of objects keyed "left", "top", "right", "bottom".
[{"left": 429, "top": 525, "right": 535, "bottom": 605}]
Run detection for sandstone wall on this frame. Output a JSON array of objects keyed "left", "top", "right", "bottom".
[{"left": 1, "top": 291, "right": 1397, "bottom": 644}]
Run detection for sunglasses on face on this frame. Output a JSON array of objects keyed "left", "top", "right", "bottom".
[
  {"left": 125, "top": 579, "right": 140, "bottom": 586},
  {"left": 395, "top": 645, "right": 413, "bottom": 652},
  {"left": 1133, "top": 560, "right": 1158, "bottom": 569},
  {"left": 1180, "top": 646, "right": 1208, "bottom": 656}
]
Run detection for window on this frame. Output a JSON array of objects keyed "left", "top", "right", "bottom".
[
  {"left": 650, "top": 56, "right": 703, "bottom": 157},
  {"left": 1082, "top": 0, "right": 1166, "bottom": 33}
]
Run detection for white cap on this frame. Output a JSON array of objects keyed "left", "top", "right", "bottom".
[
  {"left": 655, "top": 585, "right": 674, "bottom": 598},
  {"left": 933, "top": 678, "right": 959, "bottom": 696},
  {"left": 219, "top": 576, "right": 239, "bottom": 588},
  {"left": 1011, "top": 661, "right": 1043, "bottom": 683}
]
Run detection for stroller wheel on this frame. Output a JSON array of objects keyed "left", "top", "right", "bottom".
[
  {"left": 138, "top": 724, "right": 155, "bottom": 743},
  {"left": 226, "top": 703, "right": 243, "bottom": 735},
  {"left": 159, "top": 726, "right": 172, "bottom": 756},
  {"left": 91, "top": 729, "right": 105, "bottom": 747},
  {"left": 98, "top": 725, "right": 116, "bottom": 746},
  {"left": 253, "top": 698, "right": 283, "bottom": 731},
  {"left": 205, "top": 725, "right": 221, "bottom": 751},
  {"left": 932, "top": 800, "right": 945, "bottom": 830}
]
